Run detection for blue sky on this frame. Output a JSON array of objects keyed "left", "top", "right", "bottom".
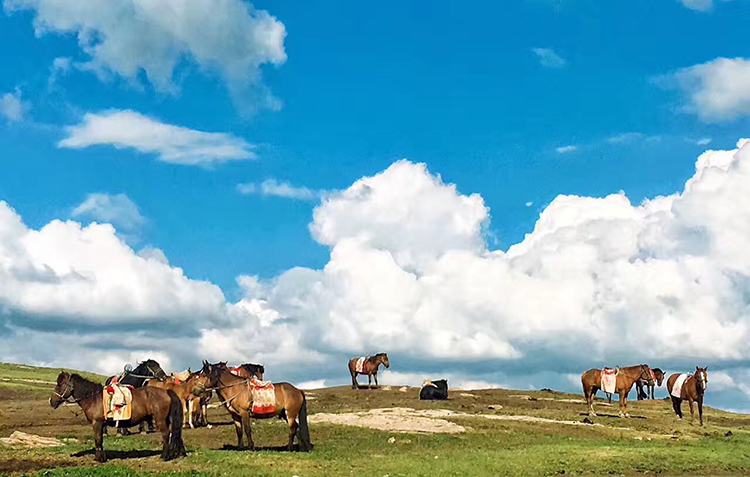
[{"left": 3, "top": 0, "right": 750, "bottom": 409}]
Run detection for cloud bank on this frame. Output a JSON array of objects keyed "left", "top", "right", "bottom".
[{"left": 3, "top": 141, "right": 750, "bottom": 405}]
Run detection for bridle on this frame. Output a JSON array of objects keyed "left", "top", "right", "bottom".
[{"left": 52, "top": 380, "right": 74, "bottom": 402}]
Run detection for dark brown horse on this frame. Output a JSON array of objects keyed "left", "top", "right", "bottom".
[
  {"left": 636, "top": 367, "right": 665, "bottom": 400},
  {"left": 231, "top": 363, "right": 265, "bottom": 380},
  {"left": 667, "top": 367, "right": 708, "bottom": 426},
  {"left": 348, "top": 353, "right": 390, "bottom": 389},
  {"left": 581, "top": 364, "right": 652, "bottom": 417},
  {"left": 50, "top": 372, "right": 184, "bottom": 462},
  {"left": 200, "top": 361, "right": 312, "bottom": 452}
]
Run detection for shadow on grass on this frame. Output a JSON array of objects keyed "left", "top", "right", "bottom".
[
  {"left": 578, "top": 412, "right": 648, "bottom": 420},
  {"left": 220, "top": 444, "right": 312, "bottom": 452},
  {"left": 71, "top": 449, "right": 164, "bottom": 459}
]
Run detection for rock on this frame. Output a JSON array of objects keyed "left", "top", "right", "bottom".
[
  {"left": 459, "top": 393, "right": 478, "bottom": 398},
  {"left": 387, "top": 437, "right": 396, "bottom": 444},
  {"left": 382, "top": 386, "right": 392, "bottom": 391},
  {"left": 725, "top": 431, "right": 733, "bottom": 437},
  {"left": 399, "top": 386, "right": 408, "bottom": 392},
  {"left": 487, "top": 405, "right": 503, "bottom": 410},
  {"left": 0, "top": 431, "right": 64, "bottom": 448},
  {"left": 633, "top": 436, "right": 643, "bottom": 441}
]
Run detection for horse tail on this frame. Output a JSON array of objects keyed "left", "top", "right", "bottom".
[
  {"left": 296, "top": 395, "right": 313, "bottom": 452},
  {"left": 166, "top": 390, "right": 185, "bottom": 460}
]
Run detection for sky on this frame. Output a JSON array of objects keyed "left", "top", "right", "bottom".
[{"left": 2, "top": 0, "right": 750, "bottom": 410}]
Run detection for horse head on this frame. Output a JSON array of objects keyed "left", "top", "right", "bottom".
[
  {"left": 378, "top": 353, "right": 390, "bottom": 368},
  {"left": 136, "top": 359, "right": 168, "bottom": 381},
  {"left": 696, "top": 366, "right": 708, "bottom": 392},
  {"left": 652, "top": 368, "right": 665, "bottom": 386},
  {"left": 49, "top": 371, "right": 73, "bottom": 409},
  {"left": 200, "top": 360, "right": 225, "bottom": 387},
  {"left": 638, "top": 364, "right": 652, "bottom": 382}
]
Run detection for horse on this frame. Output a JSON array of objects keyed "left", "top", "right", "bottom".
[
  {"left": 636, "top": 367, "right": 665, "bottom": 400},
  {"left": 230, "top": 363, "right": 265, "bottom": 380},
  {"left": 146, "top": 372, "right": 206, "bottom": 429},
  {"left": 105, "top": 359, "right": 167, "bottom": 434},
  {"left": 667, "top": 367, "right": 708, "bottom": 426},
  {"left": 200, "top": 361, "right": 312, "bottom": 452},
  {"left": 581, "top": 364, "right": 652, "bottom": 417},
  {"left": 49, "top": 371, "right": 185, "bottom": 462},
  {"left": 348, "top": 353, "right": 390, "bottom": 389}
]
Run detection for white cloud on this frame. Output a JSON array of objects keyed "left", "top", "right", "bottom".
[
  {"left": 72, "top": 193, "right": 146, "bottom": 231},
  {"left": 59, "top": 110, "right": 255, "bottom": 166},
  {"left": 532, "top": 48, "right": 567, "bottom": 68},
  {"left": 0, "top": 89, "right": 28, "bottom": 122},
  {"left": 555, "top": 145, "right": 578, "bottom": 154},
  {"left": 4, "top": 0, "right": 286, "bottom": 112},
  {"left": 8, "top": 140, "right": 750, "bottom": 410},
  {"left": 667, "top": 57, "right": 750, "bottom": 122},
  {"left": 237, "top": 179, "right": 324, "bottom": 201},
  {"left": 296, "top": 379, "right": 327, "bottom": 390},
  {"left": 606, "top": 132, "right": 660, "bottom": 144},
  {"left": 679, "top": 0, "right": 714, "bottom": 11},
  {"left": 525, "top": 202, "right": 533, "bottom": 207},
  {"left": 693, "top": 137, "right": 713, "bottom": 146}
]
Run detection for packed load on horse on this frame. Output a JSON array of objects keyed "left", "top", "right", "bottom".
[
  {"left": 348, "top": 353, "right": 390, "bottom": 389},
  {"left": 420, "top": 379, "right": 448, "bottom": 400},
  {"left": 200, "top": 361, "right": 312, "bottom": 452},
  {"left": 667, "top": 367, "right": 708, "bottom": 426},
  {"left": 581, "top": 364, "right": 652, "bottom": 417},
  {"left": 104, "top": 359, "right": 168, "bottom": 435},
  {"left": 49, "top": 372, "right": 186, "bottom": 462}
]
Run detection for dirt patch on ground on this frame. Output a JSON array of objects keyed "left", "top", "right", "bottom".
[
  {"left": 309, "top": 407, "right": 636, "bottom": 434},
  {"left": 309, "top": 407, "right": 467, "bottom": 434}
]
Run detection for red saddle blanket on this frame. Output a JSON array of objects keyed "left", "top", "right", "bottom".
[{"left": 248, "top": 379, "right": 276, "bottom": 414}]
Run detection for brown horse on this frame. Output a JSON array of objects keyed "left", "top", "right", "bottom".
[
  {"left": 348, "top": 353, "right": 390, "bottom": 389},
  {"left": 200, "top": 361, "right": 312, "bottom": 452},
  {"left": 146, "top": 372, "right": 205, "bottom": 428},
  {"left": 230, "top": 363, "right": 265, "bottom": 380},
  {"left": 581, "top": 364, "right": 652, "bottom": 417},
  {"left": 667, "top": 367, "right": 708, "bottom": 426},
  {"left": 50, "top": 372, "right": 184, "bottom": 462}
]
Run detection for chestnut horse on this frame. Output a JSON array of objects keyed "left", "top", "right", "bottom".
[
  {"left": 667, "top": 367, "right": 708, "bottom": 426},
  {"left": 348, "top": 353, "right": 390, "bottom": 389},
  {"left": 200, "top": 361, "right": 312, "bottom": 452},
  {"left": 581, "top": 364, "right": 652, "bottom": 417},
  {"left": 50, "top": 372, "right": 184, "bottom": 462},
  {"left": 146, "top": 372, "right": 205, "bottom": 428}
]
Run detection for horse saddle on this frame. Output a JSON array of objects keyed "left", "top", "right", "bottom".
[
  {"left": 600, "top": 367, "right": 618, "bottom": 394},
  {"left": 354, "top": 357, "right": 367, "bottom": 373},
  {"left": 103, "top": 381, "right": 134, "bottom": 421},
  {"left": 172, "top": 370, "right": 191, "bottom": 383},
  {"left": 248, "top": 378, "right": 275, "bottom": 414}
]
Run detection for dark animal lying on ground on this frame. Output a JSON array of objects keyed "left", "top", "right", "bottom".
[{"left": 420, "top": 379, "right": 448, "bottom": 400}]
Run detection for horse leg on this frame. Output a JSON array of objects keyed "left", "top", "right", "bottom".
[
  {"left": 688, "top": 398, "right": 695, "bottom": 424},
  {"left": 368, "top": 374, "right": 372, "bottom": 389},
  {"left": 619, "top": 391, "right": 628, "bottom": 418},
  {"left": 232, "top": 413, "right": 244, "bottom": 449},
  {"left": 698, "top": 397, "right": 704, "bottom": 426},
  {"left": 374, "top": 372, "right": 379, "bottom": 388},
  {"left": 587, "top": 387, "right": 597, "bottom": 416},
  {"left": 93, "top": 420, "right": 106, "bottom": 463},
  {"left": 606, "top": 392, "right": 612, "bottom": 404},
  {"left": 351, "top": 371, "right": 358, "bottom": 390},
  {"left": 286, "top": 406, "right": 300, "bottom": 451},
  {"left": 241, "top": 412, "right": 255, "bottom": 451},
  {"left": 671, "top": 397, "right": 682, "bottom": 419},
  {"left": 187, "top": 399, "right": 195, "bottom": 429},
  {"left": 160, "top": 421, "right": 170, "bottom": 460}
]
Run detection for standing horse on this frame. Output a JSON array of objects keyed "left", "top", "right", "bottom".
[
  {"left": 200, "top": 361, "right": 312, "bottom": 452},
  {"left": 49, "top": 372, "right": 184, "bottom": 462},
  {"left": 581, "top": 364, "right": 652, "bottom": 417},
  {"left": 667, "top": 367, "right": 708, "bottom": 426},
  {"left": 636, "top": 367, "right": 665, "bottom": 400},
  {"left": 348, "top": 353, "right": 390, "bottom": 389},
  {"left": 105, "top": 359, "right": 167, "bottom": 434},
  {"left": 146, "top": 372, "right": 206, "bottom": 428}
]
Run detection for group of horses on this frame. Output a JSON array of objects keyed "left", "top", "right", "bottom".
[
  {"left": 581, "top": 364, "right": 709, "bottom": 426},
  {"left": 49, "top": 359, "right": 312, "bottom": 463}
]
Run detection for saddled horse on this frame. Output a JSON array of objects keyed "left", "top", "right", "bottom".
[
  {"left": 636, "top": 367, "right": 665, "bottom": 400},
  {"left": 667, "top": 367, "right": 708, "bottom": 426},
  {"left": 229, "top": 363, "right": 265, "bottom": 380},
  {"left": 146, "top": 372, "right": 205, "bottom": 428},
  {"left": 348, "top": 353, "right": 390, "bottom": 389},
  {"left": 200, "top": 361, "right": 312, "bottom": 452},
  {"left": 581, "top": 364, "right": 652, "bottom": 417},
  {"left": 105, "top": 359, "right": 167, "bottom": 434},
  {"left": 50, "top": 372, "right": 184, "bottom": 462}
]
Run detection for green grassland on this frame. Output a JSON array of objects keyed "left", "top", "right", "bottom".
[{"left": 1, "top": 363, "right": 750, "bottom": 476}]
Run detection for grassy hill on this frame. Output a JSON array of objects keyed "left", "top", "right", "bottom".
[{"left": 1, "top": 363, "right": 750, "bottom": 476}]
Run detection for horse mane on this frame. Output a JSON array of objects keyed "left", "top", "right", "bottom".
[{"left": 70, "top": 373, "right": 103, "bottom": 398}]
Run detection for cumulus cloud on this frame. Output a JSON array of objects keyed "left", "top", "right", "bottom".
[
  {"left": 59, "top": 110, "right": 255, "bottom": 166},
  {"left": 532, "top": 48, "right": 567, "bottom": 68},
  {"left": 0, "top": 88, "right": 28, "bottom": 122},
  {"left": 6, "top": 140, "right": 750, "bottom": 409},
  {"left": 237, "top": 179, "right": 325, "bottom": 201},
  {"left": 665, "top": 57, "right": 750, "bottom": 122},
  {"left": 72, "top": 193, "right": 146, "bottom": 231},
  {"left": 4, "top": 0, "right": 286, "bottom": 111}
]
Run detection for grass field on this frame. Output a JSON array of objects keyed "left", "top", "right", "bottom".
[{"left": 1, "top": 363, "right": 750, "bottom": 476}]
